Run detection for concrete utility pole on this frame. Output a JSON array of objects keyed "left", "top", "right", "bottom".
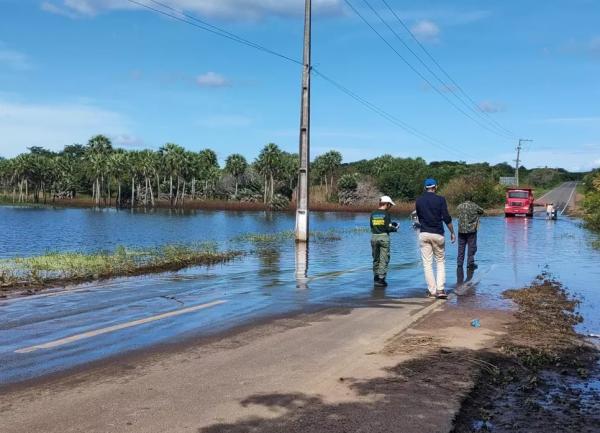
[
  {"left": 515, "top": 139, "right": 532, "bottom": 186},
  {"left": 295, "top": 0, "right": 311, "bottom": 242}
]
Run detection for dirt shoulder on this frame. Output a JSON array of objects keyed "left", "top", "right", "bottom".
[{"left": 452, "top": 277, "right": 600, "bottom": 433}]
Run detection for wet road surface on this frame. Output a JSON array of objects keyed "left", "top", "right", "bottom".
[{"left": 1, "top": 191, "right": 599, "bottom": 386}]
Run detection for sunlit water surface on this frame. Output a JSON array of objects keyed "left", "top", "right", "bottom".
[{"left": 0, "top": 205, "right": 598, "bottom": 384}]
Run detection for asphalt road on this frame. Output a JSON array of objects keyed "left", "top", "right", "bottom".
[
  {"left": 2, "top": 298, "right": 479, "bottom": 433},
  {"left": 536, "top": 181, "right": 579, "bottom": 215}
]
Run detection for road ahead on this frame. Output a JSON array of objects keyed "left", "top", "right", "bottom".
[{"left": 537, "top": 181, "right": 579, "bottom": 215}]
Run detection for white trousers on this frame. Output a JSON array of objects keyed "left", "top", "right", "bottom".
[{"left": 419, "top": 232, "right": 446, "bottom": 294}]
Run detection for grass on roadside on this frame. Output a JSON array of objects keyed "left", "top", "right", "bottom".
[{"left": 0, "top": 243, "right": 242, "bottom": 292}]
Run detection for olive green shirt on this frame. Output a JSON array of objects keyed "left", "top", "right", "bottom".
[{"left": 370, "top": 210, "right": 396, "bottom": 234}]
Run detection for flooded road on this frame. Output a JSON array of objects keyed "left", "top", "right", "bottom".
[{"left": 1, "top": 205, "right": 599, "bottom": 386}]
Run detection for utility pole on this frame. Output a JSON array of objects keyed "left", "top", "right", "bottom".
[
  {"left": 515, "top": 139, "right": 532, "bottom": 186},
  {"left": 295, "top": 0, "right": 311, "bottom": 242}
]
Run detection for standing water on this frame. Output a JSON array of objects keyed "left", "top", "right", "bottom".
[{"left": 0, "top": 205, "right": 599, "bottom": 384}]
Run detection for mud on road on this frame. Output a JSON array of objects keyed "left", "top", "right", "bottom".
[{"left": 452, "top": 277, "right": 600, "bottom": 433}]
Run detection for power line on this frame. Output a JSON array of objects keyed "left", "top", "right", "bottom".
[
  {"left": 126, "top": 0, "right": 471, "bottom": 158},
  {"left": 312, "top": 68, "right": 473, "bottom": 159},
  {"left": 127, "top": 0, "right": 302, "bottom": 65},
  {"left": 379, "top": 0, "right": 516, "bottom": 138},
  {"left": 361, "top": 0, "right": 514, "bottom": 139},
  {"left": 343, "top": 0, "right": 513, "bottom": 140}
]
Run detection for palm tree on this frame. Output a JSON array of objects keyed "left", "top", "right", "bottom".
[
  {"left": 139, "top": 150, "right": 158, "bottom": 207},
  {"left": 225, "top": 153, "right": 248, "bottom": 196},
  {"left": 159, "top": 143, "right": 185, "bottom": 207},
  {"left": 255, "top": 143, "right": 282, "bottom": 203},
  {"left": 198, "top": 149, "right": 220, "bottom": 199},
  {"left": 321, "top": 150, "right": 343, "bottom": 198},
  {"left": 85, "top": 135, "right": 113, "bottom": 205},
  {"left": 108, "top": 151, "right": 127, "bottom": 207}
]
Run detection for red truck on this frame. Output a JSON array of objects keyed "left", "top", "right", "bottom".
[{"left": 504, "top": 188, "right": 535, "bottom": 218}]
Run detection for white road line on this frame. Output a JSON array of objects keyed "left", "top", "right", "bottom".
[
  {"left": 538, "top": 182, "right": 568, "bottom": 201},
  {"left": 560, "top": 184, "right": 577, "bottom": 215},
  {"left": 15, "top": 300, "right": 227, "bottom": 354}
]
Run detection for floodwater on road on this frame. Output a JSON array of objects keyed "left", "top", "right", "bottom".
[{"left": 0, "top": 205, "right": 599, "bottom": 385}]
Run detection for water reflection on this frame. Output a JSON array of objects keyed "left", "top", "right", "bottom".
[
  {"left": 295, "top": 242, "right": 309, "bottom": 289},
  {"left": 258, "top": 247, "right": 281, "bottom": 279},
  {"left": 455, "top": 266, "right": 476, "bottom": 296},
  {"left": 505, "top": 217, "right": 530, "bottom": 282}
]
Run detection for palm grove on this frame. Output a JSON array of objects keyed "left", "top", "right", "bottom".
[
  {"left": 0, "top": 134, "right": 580, "bottom": 210},
  {"left": 0, "top": 135, "right": 344, "bottom": 209}
]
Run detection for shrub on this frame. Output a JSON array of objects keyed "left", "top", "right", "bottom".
[
  {"left": 441, "top": 175, "right": 504, "bottom": 208},
  {"left": 583, "top": 192, "right": 600, "bottom": 231},
  {"left": 583, "top": 172, "right": 600, "bottom": 231},
  {"left": 337, "top": 173, "right": 359, "bottom": 191},
  {"left": 526, "top": 168, "right": 565, "bottom": 189}
]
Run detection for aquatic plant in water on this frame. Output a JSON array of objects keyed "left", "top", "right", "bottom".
[
  {"left": 0, "top": 243, "right": 241, "bottom": 291},
  {"left": 233, "top": 227, "right": 369, "bottom": 244}
]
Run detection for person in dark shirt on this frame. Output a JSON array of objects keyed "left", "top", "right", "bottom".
[
  {"left": 370, "top": 195, "right": 398, "bottom": 287},
  {"left": 415, "top": 178, "right": 456, "bottom": 299}
]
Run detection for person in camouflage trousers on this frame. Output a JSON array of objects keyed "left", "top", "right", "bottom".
[
  {"left": 456, "top": 200, "right": 484, "bottom": 269},
  {"left": 370, "top": 196, "right": 398, "bottom": 287}
]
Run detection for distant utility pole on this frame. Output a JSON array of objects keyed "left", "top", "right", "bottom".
[
  {"left": 515, "top": 139, "right": 532, "bottom": 186},
  {"left": 295, "top": 0, "right": 311, "bottom": 243}
]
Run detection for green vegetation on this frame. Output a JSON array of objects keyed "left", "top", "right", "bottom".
[
  {"left": 0, "top": 135, "right": 585, "bottom": 210},
  {"left": 0, "top": 244, "right": 242, "bottom": 292},
  {"left": 233, "top": 227, "right": 369, "bottom": 244},
  {"left": 582, "top": 170, "right": 600, "bottom": 231},
  {"left": 440, "top": 175, "right": 504, "bottom": 208}
]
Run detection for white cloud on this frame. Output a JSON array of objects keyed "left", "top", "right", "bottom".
[
  {"left": 0, "top": 98, "right": 136, "bottom": 157},
  {"left": 478, "top": 100, "right": 505, "bottom": 113},
  {"left": 111, "top": 133, "right": 145, "bottom": 147},
  {"left": 196, "top": 71, "right": 230, "bottom": 87},
  {"left": 41, "top": 0, "right": 344, "bottom": 20},
  {"left": 0, "top": 42, "right": 31, "bottom": 71},
  {"left": 41, "top": 1, "right": 83, "bottom": 18},
  {"left": 410, "top": 20, "right": 440, "bottom": 43}
]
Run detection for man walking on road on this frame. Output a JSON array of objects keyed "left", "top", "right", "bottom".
[
  {"left": 456, "top": 199, "right": 484, "bottom": 270},
  {"left": 415, "top": 179, "right": 455, "bottom": 299},
  {"left": 370, "top": 195, "right": 398, "bottom": 287}
]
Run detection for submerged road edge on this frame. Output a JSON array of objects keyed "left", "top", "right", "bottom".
[{"left": 15, "top": 299, "right": 227, "bottom": 354}]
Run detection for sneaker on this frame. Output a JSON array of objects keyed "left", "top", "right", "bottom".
[
  {"left": 426, "top": 291, "right": 436, "bottom": 298},
  {"left": 435, "top": 290, "right": 448, "bottom": 300}
]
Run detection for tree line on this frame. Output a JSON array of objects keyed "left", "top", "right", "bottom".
[
  {"left": 0, "top": 135, "right": 344, "bottom": 208},
  {"left": 0, "top": 134, "right": 583, "bottom": 209}
]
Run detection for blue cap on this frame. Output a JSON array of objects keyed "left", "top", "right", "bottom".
[{"left": 424, "top": 178, "right": 437, "bottom": 188}]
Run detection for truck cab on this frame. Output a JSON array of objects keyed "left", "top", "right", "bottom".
[{"left": 505, "top": 188, "right": 534, "bottom": 218}]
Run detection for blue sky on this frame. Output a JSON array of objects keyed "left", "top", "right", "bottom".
[{"left": 0, "top": 0, "right": 599, "bottom": 171}]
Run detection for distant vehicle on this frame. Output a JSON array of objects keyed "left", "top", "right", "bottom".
[{"left": 504, "top": 188, "right": 534, "bottom": 218}]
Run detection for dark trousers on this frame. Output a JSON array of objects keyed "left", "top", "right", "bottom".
[{"left": 457, "top": 232, "right": 478, "bottom": 267}]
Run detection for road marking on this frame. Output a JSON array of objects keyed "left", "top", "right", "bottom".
[
  {"left": 14, "top": 300, "right": 227, "bottom": 354},
  {"left": 538, "top": 181, "right": 574, "bottom": 202},
  {"left": 560, "top": 184, "right": 577, "bottom": 216}
]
